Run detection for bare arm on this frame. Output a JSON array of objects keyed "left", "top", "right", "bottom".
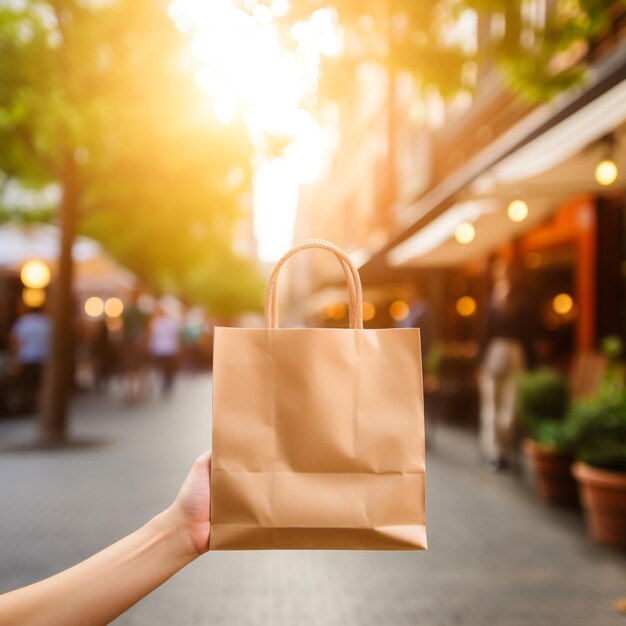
[{"left": 0, "top": 451, "right": 211, "bottom": 626}]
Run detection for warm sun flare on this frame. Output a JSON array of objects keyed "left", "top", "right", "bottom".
[{"left": 167, "top": 0, "right": 341, "bottom": 261}]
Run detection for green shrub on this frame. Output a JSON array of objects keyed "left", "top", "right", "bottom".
[
  {"left": 517, "top": 369, "right": 569, "bottom": 449},
  {"left": 601, "top": 335, "right": 623, "bottom": 361},
  {"left": 565, "top": 382, "right": 626, "bottom": 472},
  {"left": 564, "top": 335, "right": 626, "bottom": 472}
]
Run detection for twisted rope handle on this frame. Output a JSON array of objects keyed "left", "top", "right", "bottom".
[{"left": 264, "top": 239, "right": 364, "bottom": 329}]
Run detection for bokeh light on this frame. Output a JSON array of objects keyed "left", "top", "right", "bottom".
[
  {"left": 85, "top": 296, "right": 105, "bottom": 318},
  {"left": 362, "top": 302, "right": 376, "bottom": 321},
  {"left": 22, "top": 287, "right": 46, "bottom": 308},
  {"left": 389, "top": 300, "right": 410, "bottom": 321},
  {"left": 552, "top": 293, "right": 574, "bottom": 315},
  {"left": 524, "top": 252, "right": 542, "bottom": 269},
  {"left": 104, "top": 297, "right": 125, "bottom": 318},
  {"left": 595, "top": 159, "right": 618, "bottom": 186},
  {"left": 20, "top": 260, "right": 51, "bottom": 289},
  {"left": 455, "top": 222, "right": 475, "bottom": 244},
  {"left": 322, "top": 303, "right": 345, "bottom": 321},
  {"left": 507, "top": 199, "right": 528, "bottom": 223},
  {"left": 456, "top": 296, "right": 477, "bottom": 316}
]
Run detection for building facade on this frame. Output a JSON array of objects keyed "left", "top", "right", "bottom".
[{"left": 293, "top": 8, "right": 626, "bottom": 366}]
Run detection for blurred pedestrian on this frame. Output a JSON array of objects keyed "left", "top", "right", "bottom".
[
  {"left": 122, "top": 292, "right": 148, "bottom": 403},
  {"left": 182, "top": 308, "right": 203, "bottom": 373},
  {"left": 91, "top": 317, "right": 113, "bottom": 392},
  {"left": 147, "top": 303, "right": 181, "bottom": 396},
  {"left": 480, "top": 339, "right": 525, "bottom": 470},
  {"left": 9, "top": 304, "right": 52, "bottom": 410},
  {"left": 479, "top": 260, "right": 529, "bottom": 471}
]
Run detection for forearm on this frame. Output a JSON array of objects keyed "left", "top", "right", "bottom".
[{"left": 0, "top": 507, "right": 198, "bottom": 626}]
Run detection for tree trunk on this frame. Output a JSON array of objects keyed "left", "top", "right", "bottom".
[{"left": 39, "top": 156, "right": 77, "bottom": 443}]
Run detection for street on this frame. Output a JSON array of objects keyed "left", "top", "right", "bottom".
[{"left": 1, "top": 374, "right": 625, "bottom": 626}]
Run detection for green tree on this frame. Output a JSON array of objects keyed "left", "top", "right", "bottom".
[
  {"left": 0, "top": 0, "right": 262, "bottom": 442},
  {"left": 283, "top": 0, "right": 616, "bottom": 224},
  {"left": 288, "top": 0, "right": 618, "bottom": 101}
]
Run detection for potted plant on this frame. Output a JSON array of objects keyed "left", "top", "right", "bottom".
[
  {"left": 568, "top": 383, "right": 626, "bottom": 548},
  {"left": 567, "top": 337, "right": 626, "bottom": 548},
  {"left": 518, "top": 369, "right": 576, "bottom": 506}
]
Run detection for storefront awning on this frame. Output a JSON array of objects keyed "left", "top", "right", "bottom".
[{"left": 363, "top": 42, "right": 626, "bottom": 273}]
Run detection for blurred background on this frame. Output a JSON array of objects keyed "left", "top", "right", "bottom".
[{"left": 1, "top": 0, "right": 626, "bottom": 624}]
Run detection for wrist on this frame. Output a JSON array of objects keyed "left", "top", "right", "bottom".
[{"left": 149, "top": 507, "right": 202, "bottom": 563}]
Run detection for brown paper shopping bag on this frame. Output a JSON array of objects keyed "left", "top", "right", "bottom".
[{"left": 210, "top": 239, "right": 427, "bottom": 550}]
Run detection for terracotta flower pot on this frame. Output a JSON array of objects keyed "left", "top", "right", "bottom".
[
  {"left": 573, "top": 462, "right": 626, "bottom": 549},
  {"left": 522, "top": 438, "right": 578, "bottom": 506}
]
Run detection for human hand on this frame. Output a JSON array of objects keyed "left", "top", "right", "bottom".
[
  {"left": 0, "top": 450, "right": 213, "bottom": 626},
  {"left": 165, "top": 450, "right": 211, "bottom": 557}
]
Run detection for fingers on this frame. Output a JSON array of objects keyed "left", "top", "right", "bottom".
[{"left": 194, "top": 450, "right": 211, "bottom": 470}]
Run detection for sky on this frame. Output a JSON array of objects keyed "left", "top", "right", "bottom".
[{"left": 167, "top": 0, "right": 341, "bottom": 262}]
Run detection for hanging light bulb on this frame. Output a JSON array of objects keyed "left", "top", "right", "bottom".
[
  {"left": 595, "top": 133, "right": 619, "bottom": 186},
  {"left": 455, "top": 222, "right": 475, "bottom": 244},
  {"left": 507, "top": 199, "right": 528, "bottom": 222},
  {"left": 595, "top": 159, "right": 618, "bottom": 186}
]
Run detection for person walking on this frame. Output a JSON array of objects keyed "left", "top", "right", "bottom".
[
  {"left": 9, "top": 304, "right": 52, "bottom": 410},
  {"left": 479, "top": 260, "right": 530, "bottom": 471},
  {"left": 181, "top": 308, "right": 203, "bottom": 373},
  {"left": 480, "top": 337, "right": 525, "bottom": 470},
  {"left": 91, "top": 317, "right": 113, "bottom": 393},
  {"left": 122, "top": 292, "right": 148, "bottom": 403},
  {"left": 147, "top": 303, "right": 181, "bottom": 396}
]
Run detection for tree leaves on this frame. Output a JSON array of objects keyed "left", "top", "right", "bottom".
[
  {"left": 0, "top": 0, "right": 263, "bottom": 314},
  {"left": 286, "top": 0, "right": 620, "bottom": 104}
]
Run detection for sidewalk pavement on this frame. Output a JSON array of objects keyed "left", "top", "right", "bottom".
[{"left": 1, "top": 374, "right": 625, "bottom": 626}]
